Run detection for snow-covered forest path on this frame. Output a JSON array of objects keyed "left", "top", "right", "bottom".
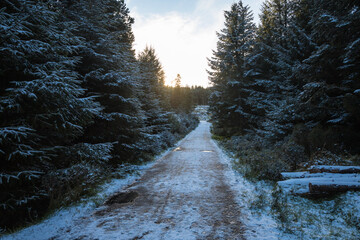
[{"left": 55, "top": 121, "right": 245, "bottom": 240}]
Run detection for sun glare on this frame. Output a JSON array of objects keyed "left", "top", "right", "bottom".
[{"left": 127, "top": 0, "right": 261, "bottom": 88}]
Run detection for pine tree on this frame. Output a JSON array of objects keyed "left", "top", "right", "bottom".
[{"left": 208, "top": 0, "right": 256, "bottom": 135}]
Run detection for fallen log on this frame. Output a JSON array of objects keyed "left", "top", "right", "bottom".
[
  {"left": 309, "top": 182, "right": 360, "bottom": 194},
  {"left": 281, "top": 171, "right": 326, "bottom": 180},
  {"left": 279, "top": 165, "right": 360, "bottom": 196},
  {"left": 309, "top": 165, "right": 360, "bottom": 174}
]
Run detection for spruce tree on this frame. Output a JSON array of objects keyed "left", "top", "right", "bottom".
[
  {"left": 248, "top": 0, "right": 304, "bottom": 140},
  {"left": 208, "top": 0, "right": 256, "bottom": 135},
  {"left": 0, "top": 0, "right": 106, "bottom": 229},
  {"left": 296, "top": 0, "right": 360, "bottom": 152},
  {"left": 137, "top": 46, "right": 172, "bottom": 153},
  {"left": 61, "top": 0, "right": 143, "bottom": 163}
]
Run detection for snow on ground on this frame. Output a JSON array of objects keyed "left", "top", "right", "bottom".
[
  {"left": 279, "top": 172, "right": 360, "bottom": 195},
  {"left": 3, "top": 121, "right": 360, "bottom": 240},
  {"left": 3, "top": 121, "right": 278, "bottom": 240},
  {"left": 51, "top": 121, "right": 245, "bottom": 239},
  {"left": 215, "top": 145, "right": 360, "bottom": 239},
  {"left": 212, "top": 139, "right": 280, "bottom": 240},
  {"left": 309, "top": 165, "right": 360, "bottom": 173},
  {"left": 2, "top": 176, "right": 138, "bottom": 239},
  {"left": 1, "top": 157, "right": 161, "bottom": 240},
  {"left": 193, "top": 105, "right": 210, "bottom": 121},
  {"left": 271, "top": 190, "right": 360, "bottom": 239}
]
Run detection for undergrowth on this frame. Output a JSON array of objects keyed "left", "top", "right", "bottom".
[
  {"left": 2, "top": 114, "right": 199, "bottom": 235},
  {"left": 213, "top": 132, "right": 360, "bottom": 239}
]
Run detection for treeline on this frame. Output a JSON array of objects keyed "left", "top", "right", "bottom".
[
  {"left": 209, "top": 0, "right": 360, "bottom": 180},
  {"left": 0, "top": 0, "right": 198, "bottom": 231},
  {"left": 166, "top": 78, "right": 211, "bottom": 113}
]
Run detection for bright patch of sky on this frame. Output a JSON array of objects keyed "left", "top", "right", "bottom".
[{"left": 126, "top": 0, "right": 262, "bottom": 87}]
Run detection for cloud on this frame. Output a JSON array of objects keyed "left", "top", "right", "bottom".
[
  {"left": 128, "top": 0, "right": 234, "bottom": 87},
  {"left": 129, "top": 0, "right": 261, "bottom": 87}
]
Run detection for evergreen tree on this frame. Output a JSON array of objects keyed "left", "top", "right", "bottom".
[
  {"left": 248, "top": 0, "right": 309, "bottom": 140},
  {"left": 137, "top": 46, "right": 172, "bottom": 153},
  {"left": 0, "top": 0, "right": 200, "bottom": 231},
  {"left": 191, "top": 86, "right": 211, "bottom": 105},
  {"left": 183, "top": 86, "right": 194, "bottom": 113},
  {"left": 296, "top": 0, "right": 360, "bottom": 152},
  {"left": 61, "top": 0, "right": 143, "bottom": 163},
  {"left": 137, "top": 46, "right": 167, "bottom": 105},
  {"left": 170, "top": 74, "right": 182, "bottom": 111},
  {"left": 208, "top": 0, "right": 256, "bottom": 135},
  {"left": 0, "top": 0, "right": 107, "bottom": 229}
]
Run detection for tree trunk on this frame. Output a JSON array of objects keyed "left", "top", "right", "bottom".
[
  {"left": 309, "top": 182, "right": 360, "bottom": 194},
  {"left": 309, "top": 166, "right": 360, "bottom": 174}
]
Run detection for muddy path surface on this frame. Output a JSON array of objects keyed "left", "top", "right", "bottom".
[{"left": 54, "top": 122, "right": 245, "bottom": 240}]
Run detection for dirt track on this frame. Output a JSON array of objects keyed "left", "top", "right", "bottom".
[{"left": 57, "top": 122, "right": 245, "bottom": 240}]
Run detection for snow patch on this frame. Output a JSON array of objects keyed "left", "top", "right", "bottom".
[
  {"left": 278, "top": 173, "right": 360, "bottom": 195},
  {"left": 2, "top": 162, "right": 157, "bottom": 240},
  {"left": 212, "top": 140, "right": 280, "bottom": 239}
]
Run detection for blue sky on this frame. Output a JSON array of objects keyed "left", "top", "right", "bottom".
[{"left": 126, "top": 0, "right": 263, "bottom": 87}]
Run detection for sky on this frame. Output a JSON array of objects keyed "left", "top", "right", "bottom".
[{"left": 125, "top": 0, "right": 263, "bottom": 87}]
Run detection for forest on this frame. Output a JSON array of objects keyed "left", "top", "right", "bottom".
[
  {"left": 207, "top": 1, "right": 360, "bottom": 237},
  {"left": 209, "top": 0, "right": 360, "bottom": 180},
  {"left": 0, "top": 0, "right": 209, "bottom": 231},
  {"left": 1, "top": 0, "right": 360, "bottom": 238}
]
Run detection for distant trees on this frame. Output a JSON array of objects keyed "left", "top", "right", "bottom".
[
  {"left": 191, "top": 86, "right": 211, "bottom": 105},
  {"left": 170, "top": 74, "right": 183, "bottom": 111},
  {"left": 156, "top": 73, "right": 209, "bottom": 113},
  {"left": 209, "top": 0, "right": 360, "bottom": 179},
  {"left": 0, "top": 0, "right": 199, "bottom": 231}
]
